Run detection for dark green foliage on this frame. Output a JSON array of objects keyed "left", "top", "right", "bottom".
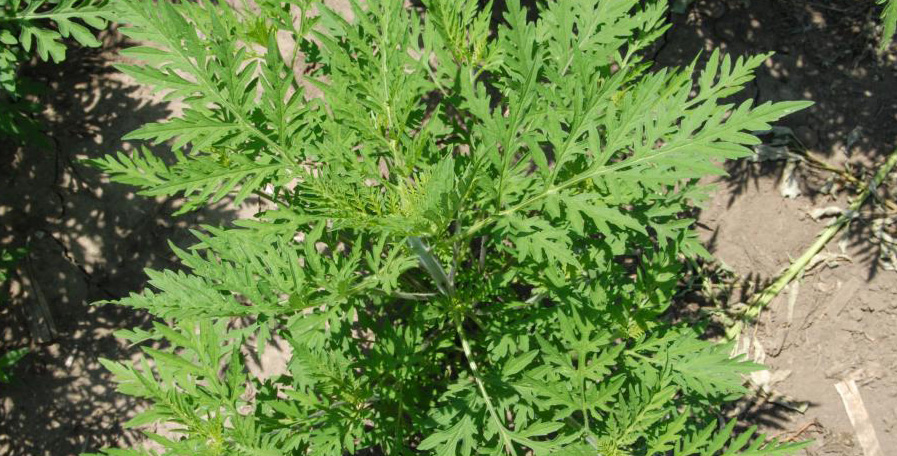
[
  {"left": 0, "top": 248, "right": 23, "bottom": 288},
  {"left": 881, "top": 0, "right": 897, "bottom": 48},
  {"left": 0, "top": 248, "right": 27, "bottom": 384},
  {"left": 0, "top": 347, "right": 27, "bottom": 384},
  {"left": 0, "top": 0, "right": 109, "bottom": 143},
  {"left": 91, "top": 0, "right": 812, "bottom": 454}
]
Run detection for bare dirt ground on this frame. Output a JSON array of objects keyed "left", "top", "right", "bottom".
[
  {"left": 0, "top": 36, "right": 246, "bottom": 454},
  {"left": 0, "top": 1, "right": 895, "bottom": 455},
  {"left": 660, "top": 1, "right": 897, "bottom": 455}
]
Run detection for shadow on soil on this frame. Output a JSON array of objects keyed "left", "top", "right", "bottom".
[
  {"left": 663, "top": 0, "right": 897, "bottom": 274},
  {"left": 0, "top": 39, "right": 239, "bottom": 455},
  {"left": 660, "top": 1, "right": 897, "bottom": 442},
  {"left": 1, "top": 0, "right": 896, "bottom": 454}
]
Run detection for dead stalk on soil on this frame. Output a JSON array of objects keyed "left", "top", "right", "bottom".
[{"left": 728, "top": 147, "right": 897, "bottom": 340}]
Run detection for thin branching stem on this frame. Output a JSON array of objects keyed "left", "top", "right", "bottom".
[
  {"left": 453, "top": 314, "right": 519, "bottom": 456},
  {"left": 737, "top": 147, "right": 897, "bottom": 335}
]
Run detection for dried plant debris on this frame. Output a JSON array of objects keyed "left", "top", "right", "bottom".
[
  {"left": 810, "top": 206, "right": 845, "bottom": 221},
  {"left": 780, "top": 160, "right": 803, "bottom": 199},
  {"left": 835, "top": 378, "right": 884, "bottom": 456},
  {"left": 872, "top": 217, "right": 897, "bottom": 270}
]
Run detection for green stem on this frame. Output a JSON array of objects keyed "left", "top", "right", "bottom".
[
  {"left": 0, "top": 8, "right": 106, "bottom": 22},
  {"left": 252, "top": 188, "right": 288, "bottom": 207},
  {"left": 384, "top": 290, "right": 437, "bottom": 301},
  {"left": 453, "top": 315, "right": 519, "bottom": 456},
  {"left": 407, "top": 236, "right": 454, "bottom": 296},
  {"left": 735, "top": 147, "right": 897, "bottom": 336},
  {"left": 422, "top": 54, "right": 450, "bottom": 97},
  {"left": 577, "top": 345, "right": 590, "bottom": 436}
]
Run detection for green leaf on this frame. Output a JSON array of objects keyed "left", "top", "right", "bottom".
[
  {"left": 880, "top": 0, "right": 897, "bottom": 49},
  {"left": 0, "top": 30, "right": 16, "bottom": 45},
  {"left": 502, "top": 350, "right": 539, "bottom": 377},
  {"left": 87, "top": 1, "right": 814, "bottom": 455},
  {"left": 0, "top": 348, "right": 28, "bottom": 383},
  {"left": 418, "top": 415, "right": 477, "bottom": 456}
]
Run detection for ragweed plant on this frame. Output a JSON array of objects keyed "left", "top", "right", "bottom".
[
  {"left": 881, "top": 0, "right": 897, "bottom": 48},
  {"left": 0, "top": 248, "right": 28, "bottom": 385},
  {"left": 0, "top": 0, "right": 109, "bottom": 143},
  {"left": 91, "top": 0, "right": 812, "bottom": 454}
]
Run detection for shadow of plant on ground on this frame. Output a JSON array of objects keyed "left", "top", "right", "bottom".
[
  {"left": 2, "top": 1, "right": 896, "bottom": 454},
  {"left": 0, "top": 37, "right": 243, "bottom": 455}
]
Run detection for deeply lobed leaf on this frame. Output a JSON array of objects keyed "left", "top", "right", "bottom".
[{"left": 91, "top": 0, "right": 813, "bottom": 455}]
